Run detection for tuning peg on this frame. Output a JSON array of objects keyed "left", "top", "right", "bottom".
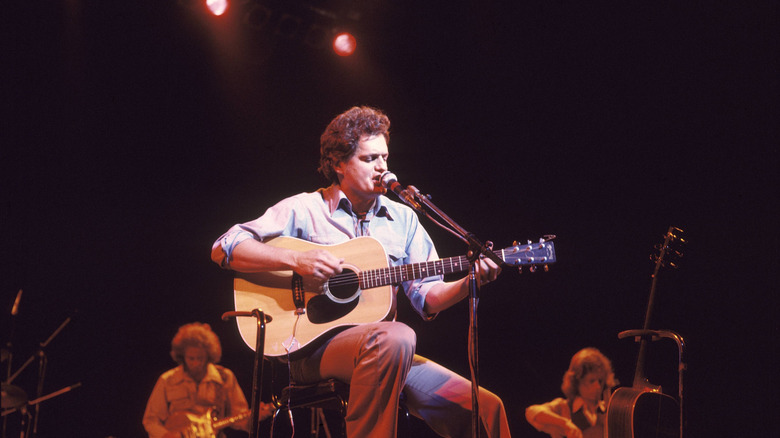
[
  {"left": 543, "top": 264, "right": 549, "bottom": 272},
  {"left": 529, "top": 265, "right": 537, "bottom": 273}
]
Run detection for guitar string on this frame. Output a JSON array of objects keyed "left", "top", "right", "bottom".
[
  {"left": 323, "top": 256, "right": 469, "bottom": 287},
  {"left": 322, "top": 250, "right": 536, "bottom": 288}
]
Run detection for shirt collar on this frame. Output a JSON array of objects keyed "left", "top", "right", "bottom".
[
  {"left": 169, "top": 363, "right": 224, "bottom": 385},
  {"left": 571, "top": 396, "right": 607, "bottom": 414},
  {"left": 321, "top": 184, "right": 391, "bottom": 219}
]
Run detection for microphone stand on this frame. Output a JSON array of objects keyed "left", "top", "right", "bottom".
[
  {"left": 3, "top": 289, "right": 23, "bottom": 438},
  {"left": 404, "top": 185, "right": 506, "bottom": 438},
  {"left": 222, "top": 309, "right": 271, "bottom": 438},
  {"left": 6, "top": 316, "right": 71, "bottom": 438}
]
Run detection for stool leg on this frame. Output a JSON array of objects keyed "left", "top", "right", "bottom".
[
  {"left": 317, "top": 408, "right": 333, "bottom": 438},
  {"left": 309, "top": 408, "right": 317, "bottom": 437}
]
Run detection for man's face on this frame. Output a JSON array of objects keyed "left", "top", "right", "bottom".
[
  {"left": 335, "top": 134, "right": 389, "bottom": 207},
  {"left": 183, "top": 346, "right": 208, "bottom": 382},
  {"left": 577, "top": 371, "right": 605, "bottom": 403}
]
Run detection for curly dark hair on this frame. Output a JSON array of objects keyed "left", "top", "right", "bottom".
[
  {"left": 318, "top": 106, "right": 391, "bottom": 185},
  {"left": 169, "top": 322, "right": 222, "bottom": 365},
  {"left": 560, "top": 347, "right": 617, "bottom": 401}
]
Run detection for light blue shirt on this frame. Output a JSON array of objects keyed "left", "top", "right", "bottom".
[{"left": 212, "top": 184, "right": 443, "bottom": 319}]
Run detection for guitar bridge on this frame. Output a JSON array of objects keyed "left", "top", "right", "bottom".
[{"left": 292, "top": 273, "right": 306, "bottom": 315}]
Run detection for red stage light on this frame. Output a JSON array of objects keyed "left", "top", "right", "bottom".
[
  {"left": 332, "top": 32, "right": 356, "bottom": 57},
  {"left": 206, "top": 0, "right": 228, "bottom": 16}
]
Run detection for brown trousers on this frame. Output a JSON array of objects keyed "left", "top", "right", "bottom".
[{"left": 289, "top": 321, "right": 511, "bottom": 438}]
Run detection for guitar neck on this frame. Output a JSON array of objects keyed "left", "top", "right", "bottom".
[
  {"left": 359, "top": 254, "right": 472, "bottom": 289},
  {"left": 632, "top": 226, "right": 682, "bottom": 389},
  {"left": 212, "top": 410, "right": 251, "bottom": 430},
  {"left": 359, "top": 242, "right": 555, "bottom": 289}
]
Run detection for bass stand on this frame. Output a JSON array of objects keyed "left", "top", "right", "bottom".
[
  {"left": 404, "top": 185, "right": 508, "bottom": 438},
  {"left": 618, "top": 329, "right": 686, "bottom": 438},
  {"left": 222, "top": 309, "right": 271, "bottom": 438},
  {"left": 5, "top": 315, "right": 72, "bottom": 438}
]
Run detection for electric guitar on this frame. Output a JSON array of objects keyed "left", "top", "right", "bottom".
[
  {"left": 164, "top": 406, "right": 267, "bottom": 438},
  {"left": 233, "top": 235, "right": 556, "bottom": 356},
  {"left": 605, "top": 227, "right": 685, "bottom": 438},
  {"left": 165, "top": 403, "right": 276, "bottom": 438}
]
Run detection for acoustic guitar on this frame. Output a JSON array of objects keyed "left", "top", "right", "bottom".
[
  {"left": 605, "top": 227, "right": 684, "bottom": 438},
  {"left": 232, "top": 235, "right": 556, "bottom": 357}
]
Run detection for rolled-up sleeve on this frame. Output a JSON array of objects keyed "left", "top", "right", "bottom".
[
  {"left": 525, "top": 397, "right": 569, "bottom": 437},
  {"left": 212, "top": 228, "right": 256, "bottom": 268},
  {"left": 211, "top": 196, "right": 309, "bottom": 269}
]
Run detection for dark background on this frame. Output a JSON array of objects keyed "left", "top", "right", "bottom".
[{"left": 2, "top": 1, "right": 776, "bottom": 437}]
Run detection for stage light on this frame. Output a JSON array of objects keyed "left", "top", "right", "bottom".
[
  {"left": 206, "top": 0, "right": 228, "bottom": 16},
  {"left": 332, "top": 32, "right": 356, "bottom": 57}
]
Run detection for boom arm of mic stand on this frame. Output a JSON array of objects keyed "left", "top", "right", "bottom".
[{"left": 407, "top": 186, "right": 506, "bottom": 268}]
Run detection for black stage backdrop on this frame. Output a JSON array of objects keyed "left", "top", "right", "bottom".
[{"left": 1, "top": 1, "right": 776, "bottom": 437}]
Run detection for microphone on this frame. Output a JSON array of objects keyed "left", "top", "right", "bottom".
[{"left": 380, "top": 171, "right": 422, "bottom": 210}]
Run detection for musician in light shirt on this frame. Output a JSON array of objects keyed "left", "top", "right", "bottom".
[
  {"left": 525, "top": 347, "right": 617, "bottom": 438},
  {"left": 211, "top": 106, "right": 510, "bottom": 437}
]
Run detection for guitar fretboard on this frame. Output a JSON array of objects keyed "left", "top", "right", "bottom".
[{"left": 359, "top": 255, "right": 474, "bottom": 288}]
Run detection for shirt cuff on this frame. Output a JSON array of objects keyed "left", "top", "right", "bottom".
[{"left": 219, "top": 230, "right": 255, "bottom": 268}]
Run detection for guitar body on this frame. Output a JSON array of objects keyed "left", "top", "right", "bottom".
[
  {"left": 165, "top": 408, "right": 255, "bottom": 438},
  {"left": 234, "top": 236, "right": 394, "bottom": 357},
  {"left": 606, "top": 387, "right": 679, "bottom": 438},
  {"left": 165, "top": 408, "right": 216, "bottom": 438}
]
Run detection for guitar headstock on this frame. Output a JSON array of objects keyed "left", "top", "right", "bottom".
[
  {"left": 651, "top": 226, "right": 685, "bottom": 270},
  {"left": 501, "top": 235, "right": 557, "bottom": 273}
]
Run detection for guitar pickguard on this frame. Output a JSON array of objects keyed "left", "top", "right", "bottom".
[{"left": 307, "top": 294, "right": 359, "bottom": 323}]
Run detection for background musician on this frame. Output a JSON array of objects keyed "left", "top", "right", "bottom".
[
  {"left": 142, "top": 322, "right": 251, "bottom": 438},
  {"left": 525, "top": 347, "right": 617, "bottom": 438}
]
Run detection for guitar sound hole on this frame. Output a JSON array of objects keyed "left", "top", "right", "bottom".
[
  {"left": 328, "top": 269, "right": 359, "bottom": 301},
  {"left": 307, "top": 269, "right": 361, "bottom": 324}
]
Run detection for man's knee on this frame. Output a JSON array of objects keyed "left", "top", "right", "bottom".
[{"left": 370, "top": 322, "right": 416, "bottom": 357}]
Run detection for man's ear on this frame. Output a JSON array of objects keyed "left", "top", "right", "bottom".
[{"left": 334, "top": 161, "right": 345, "bottom": 177}]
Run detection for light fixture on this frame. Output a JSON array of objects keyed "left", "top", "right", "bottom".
[
  {"left": 332, "top": 32, "right": 356, "bottom": 57},
  {"left": 206, "top": 0, "right": 228, "bottom": 16}
]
